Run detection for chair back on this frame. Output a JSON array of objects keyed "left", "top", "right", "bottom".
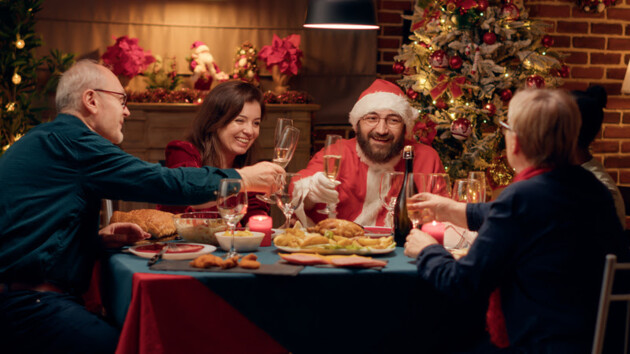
[{"left": 592, "top": 254, "right": 630, "bottom": 354}]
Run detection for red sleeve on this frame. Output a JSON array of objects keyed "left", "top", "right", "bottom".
[
  {"left": 164, "top": 140, "right": 202, "bottom": 168},
  {"left": 411, "top": 141, "right": 445, "bottom": 174}
]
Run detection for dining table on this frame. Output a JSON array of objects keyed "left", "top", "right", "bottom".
[{"left": 100, "top": 244, "right": 485, "bottom": 354}]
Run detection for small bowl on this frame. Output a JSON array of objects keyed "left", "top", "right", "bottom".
[
  {"left": 215, "top": 231, "right": 264, "bottom": 252},
  {"left": 173, "top": 212, "right": 227, "bottom": 246}
]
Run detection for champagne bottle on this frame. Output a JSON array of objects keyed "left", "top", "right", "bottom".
[{"left": 393, "top": 145, "right": 413, "bottom": 247}]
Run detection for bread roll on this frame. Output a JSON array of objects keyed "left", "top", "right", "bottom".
[{"left": 109, "top": 209, "right": 176, "bottom": 238}]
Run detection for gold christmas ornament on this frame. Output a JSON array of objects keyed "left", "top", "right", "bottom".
[
  {"left": 487, "top": 156, "right": 514, "bottom": 188},
  {"left": 12, "top": 73, "right": 22, "bottom": 85},
  {"left": 16, "top": 39, "right": 25, "bottom": 49},
  {"left": 5, "top": 101, "right": 16, "bottom": 112}
]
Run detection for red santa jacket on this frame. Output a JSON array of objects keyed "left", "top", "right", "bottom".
[{"left": 297, "top": 138, "right": 444, "bottom": 226}]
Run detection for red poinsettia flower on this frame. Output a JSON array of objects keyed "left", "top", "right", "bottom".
[
  {"left": 101, "top": 35, "right": 156, "bottom": 79},
  {"left": 413, "top": 118, "right": 438, "bottom": 145},
  {"left": 258, "top": 34, "right": 303, "bottom": 76}
]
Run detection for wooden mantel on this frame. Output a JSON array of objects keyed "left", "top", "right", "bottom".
[{"left": 121, "top": 102, "right": 320, "bottom": 173}]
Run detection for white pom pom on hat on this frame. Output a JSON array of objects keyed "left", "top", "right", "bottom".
[{"left": 348, "top": 79, "right": 419, "bottom": 137}]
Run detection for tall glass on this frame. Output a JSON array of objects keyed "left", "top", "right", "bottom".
[
  {"left": 405, "top": 173, "right": 430, "bottom": 229},
  {"left": 318, "top": 134, "right": 342, "bottom": 217},
  {"left": 217, "top": 178, "right": 248, "bottom": 258},
  {"left": 468, "top": 171, "right": 487, "bottom": 202},
  {"left": 276, "top": 173, "right": 302, "bottom": 229},
  {"left": 257, "top": 124, "right": 300, "bottom": 204},
  {"left": 379, "top": 171, "right": 404, "bottom": 235}
]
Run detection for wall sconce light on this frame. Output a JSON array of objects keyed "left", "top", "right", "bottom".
[
  {"left": 304, "top": 0, "right": 379, "bottom": 30},
  {"left": 622, "top": 61, "right": 630, "bottom": 94}
]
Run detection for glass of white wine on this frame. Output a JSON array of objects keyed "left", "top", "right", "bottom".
[
  {"left": 468, "top": 171, "right": 487, "bottom": 202},
  {"left": 405, "top": 173, "right": 430, "bottom": 229},
  {"left": 217, "top": 178, "right": 248, "bottom": 258},
  {"left": 318, "top": 134, "right": 342, "bottom": 217}
]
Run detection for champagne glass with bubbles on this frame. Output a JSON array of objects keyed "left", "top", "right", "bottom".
[
  {"left": 217, "top": 178, "right": 248, "bottom": 258},
  {"left": 468, "top": 171, "right": 487, "bottom": 202},
  {"left": 318, "top": 134, "right": 342, "bottom": 217}
]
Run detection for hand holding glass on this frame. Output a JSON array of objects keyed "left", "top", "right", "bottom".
[
  {"left": 257, "top": 123, "right": 300, "bottom": 204},
  {"left": 217, "top": 179, "right": 248, "bottom": 258}
]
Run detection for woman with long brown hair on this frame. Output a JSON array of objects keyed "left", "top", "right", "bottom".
[{"left": 158, "top": 80, "right": 269, "bottom": 223}]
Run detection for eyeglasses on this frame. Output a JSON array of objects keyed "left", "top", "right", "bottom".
[
  {"left": 94, "top": 89, "right": 127, "bottom": 107},
  {"left": 360, "top": 115, "right": 404, "bottom": 128},
  {"left": 498, "top": 120, "right": 513, "bottom": 132}
]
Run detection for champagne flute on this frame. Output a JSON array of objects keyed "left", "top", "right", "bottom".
[
  {"left": 468, "top": 171, "right": 487, "bottom": 202},
  {"left": 379, "top": 171, "right": 404, "bottom": 235},
  {"left": 257, "top": 125, "right": 300, "bottom": 203},
  {"left": 276, "top": 173, "right": 302, "bottom": 229},
  {"left": 217, "top": 178, "right": 248, "bottom": 258},
  {"left": 317, "top": 134, "right": 342, "bottom": 217}
]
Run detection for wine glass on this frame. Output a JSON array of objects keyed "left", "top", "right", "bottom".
[
  {"left": 405, "top": 173, "right": 431, "bottom": 229},
  {"left": 379, "top": 171, "right": 404, "bottom": 235},
  {"left": 317, "top": 134, "right": 342, "bottom": 217},
  {"left": 217, "top": 178, "right": 248, "bottom": 258},
  {"left": 468, "top": 171, "right": 487, "bottom": 202},
  {"left": 452, "top": 178, "right": 482, "bottom": 203},
  {"left": 276, "top": 173, "right": 302, "bottom": 229},
  {"left": 257, "top": 125, "right": 300, "bottom": 203}
]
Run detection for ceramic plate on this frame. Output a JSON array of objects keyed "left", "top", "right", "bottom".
[
  {"left": 128, "top": 243, "right": 216, "bottom": 260},
  {"left": 274, "top": 244, "right": 395, "bottom": 256}
]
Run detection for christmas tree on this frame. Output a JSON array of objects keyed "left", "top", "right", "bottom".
[
  {"left": 0, "top": 0, "right": 45, "bottom": 154},
  {"left": 395, "top": 0, "right": 568, "bottom": 186}
]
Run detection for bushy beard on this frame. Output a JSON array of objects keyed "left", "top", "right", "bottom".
[{"left": 356, "top": 124, "right": 405, "bottom": 163}]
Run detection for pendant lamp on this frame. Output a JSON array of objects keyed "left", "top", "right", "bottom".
[{"left": 304, "top": 0, "right": 379, "bottom": 30}]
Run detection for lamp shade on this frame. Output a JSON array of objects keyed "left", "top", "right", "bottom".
[{"left": 304, "top": 0, "right": 379, "bottom": 30}]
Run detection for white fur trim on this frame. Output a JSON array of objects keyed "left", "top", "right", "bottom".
[{"left": 349, "top": 92, "right": 419, "bottom": 138}]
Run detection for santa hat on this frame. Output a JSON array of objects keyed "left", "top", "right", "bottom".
[
  {"left": 348, "top": 79, "right": 418, "bottom": 137},
  {"left": 191, "top": 41, "right": 210, "bottom": 53}
]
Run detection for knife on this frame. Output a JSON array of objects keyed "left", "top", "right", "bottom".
[{"left": 147, "top": 243, "right": 168, "bottom": 266}]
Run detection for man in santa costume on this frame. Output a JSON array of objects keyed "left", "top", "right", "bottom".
[{"left": 294, "top": 79, "right": 444, "bottom": 227}]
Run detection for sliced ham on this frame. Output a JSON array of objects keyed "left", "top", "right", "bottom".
[
  {"left": 279, "top": 253, "right": 330, "bottom": 265},
  {"left": 329, "top": 256, "right": 387, "bottom": 268}
]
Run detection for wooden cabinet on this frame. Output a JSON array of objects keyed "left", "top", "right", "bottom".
[{"left": 113, "top": 103, "right": 319, "bottom": 217}]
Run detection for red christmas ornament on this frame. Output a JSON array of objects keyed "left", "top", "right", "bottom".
[
  {"left": 500, "top": 89, "right": 513, "bottom": 102},
  {"left": 451, "top": 118, "right": 473, "bottom": 140},
  {"left": 541, "top": 35, "right": 554, "bottom": 48},
  {"left": 501, "top": 3, "right": 520, "bottom": 21},
  {"left": 484, "top": 102, "right": 497, "bottom": 116},
  {"left": 449, "top": 55, "right": 463, "bottom": 70},
  {"left": 559, "top": 65, "right": 570, "bottom": 78},
  {"left": 393, "top": 61, "right": 405, "bottom": 74},
  {"left": 477, "top": 0, "right": 489, "bottom": 11},
  {"left": 483, "top": 32, "right": 497, "bottom": 45},
  {"left": 429, "top": 50, "right": 449, "bottom": 71},
  {"left": 406, "top": 88, "right": 419, "bottom": 100},
  {"left": 526, "top": 75, "right": 545, "bottom": 89},
  {"left": 419, "top": 42, "right": 429, "bottom": 48},
  {"left": 435, "top": 98, "right": 448, "bottom": 110}
]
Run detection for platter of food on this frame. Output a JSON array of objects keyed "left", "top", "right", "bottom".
[
  {"left": 273, "top": 219, "right": 396, "bottom": 255},
  {"left": 128, "top": 242, "right": 216, "bottom": 260}
]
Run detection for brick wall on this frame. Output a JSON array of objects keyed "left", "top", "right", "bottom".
[{"left": 376, "top": 0, "right": 630, "bottom": 182}]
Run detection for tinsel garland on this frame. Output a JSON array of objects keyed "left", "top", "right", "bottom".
[{"left": 128, "top": 88, "right": 312, "bottom": 105}]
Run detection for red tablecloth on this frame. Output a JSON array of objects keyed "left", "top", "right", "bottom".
[{"left": 116, "top": 273, "right": 286, "bottom": 354}]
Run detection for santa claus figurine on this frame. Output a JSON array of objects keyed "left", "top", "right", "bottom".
[{"left": 189, "top": 41, "right": 229, "bottom": 90}]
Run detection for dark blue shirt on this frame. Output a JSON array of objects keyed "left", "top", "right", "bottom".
[
  {"left": 0, "top": 114, "right": 240, "bottom": 293},
  {"left": 416, "top": 166, "right": 630, "bottom": 352}
]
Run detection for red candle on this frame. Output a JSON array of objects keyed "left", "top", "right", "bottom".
[
  {"left": 421, "top": 221, "right": 445, "bottom": 245},
  {"left": 249, "top": 215, "right": 273, "bottom": 247}
]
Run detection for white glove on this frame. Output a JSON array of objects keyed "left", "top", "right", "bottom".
[{"left": 294, "top": 171, "right": 340, "bottom": 205}]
